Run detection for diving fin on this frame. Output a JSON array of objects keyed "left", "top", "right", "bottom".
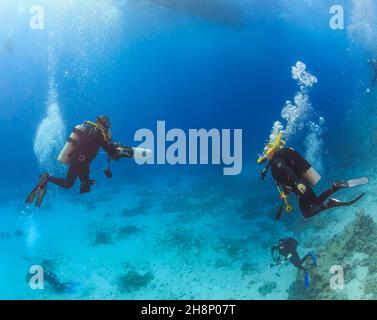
[
  {"left": 304, "top": 271, "right": 310, "bottom": 288},
  {"left": 327, "top": 192, "right": 366, "bottom": 209},
  {"left": 35, "top": 183, "right": 48, "bottom": 208},
  {"left": 334, "top": 177, "right": 369, "bottom": 190},
  {"left": 25, "top": 173, "right": 49, "bottom": 208},
  {"left": 345, "top": 177, "right": 369, "bottom": 188},
  {"left": 62, "top": 281, "right": 80, "bottom": 293},
  {"left": 25, "top": 185, "right": 39, "bottom": 204}
]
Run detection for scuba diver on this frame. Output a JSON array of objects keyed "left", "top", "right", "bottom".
[
  {"left": 258, "top": 132, "right": 369, "bottom": 220},
  {"left": 271, "top": 238, "right": 317, "bottom": 288},
  {"left": 26, "top": 116, "right": 150, "bottom": 207},
  {"left": 367, "top": 58, "right": 377, "bottom": 92},
  {"left": 44, "top": 271, "right": 80, "bottom": 293}
]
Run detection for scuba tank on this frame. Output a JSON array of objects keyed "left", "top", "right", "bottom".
[
  {"left": 58, "top": 124, "right": 87, "bottom": 164},
  {"left": 303, "top": 167, "right": 321, "bottom": 186}
]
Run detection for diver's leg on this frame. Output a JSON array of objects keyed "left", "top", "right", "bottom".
[
  {"left": 317, "top": 188, "right": 334, "bottom": 203},
  {"left": 25, "top": 173, "right": 50, "bottom": 206},
  {"left": 300, "top": 253, "right": 311, "bottom": 265},
  {"left": 299, "top": 187, "right": 327, "bottom": 219},
  {"left": 293, "top": 259, "right": 310, "bottom": 287},
  {"left": 77, "top": 165, "right": 93, "bottom": 194},
  {"left": 49, "top": 165, "right": 78, "bottom": 189},
  {"left": 301, "top": 203, "right": 329, "bottom": 219},
  {"left": 319, "top": 178, "right": 369, "bottom": 203},
  {"left": 318, "top": 182, "right": 347, "bottom": 203},
  {"left": 289, "top": 252, "right": 303, "bottom": 269}
]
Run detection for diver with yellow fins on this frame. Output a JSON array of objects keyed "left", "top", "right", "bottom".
[
  {"left": 258, "top": 132, "right": 369, "bottom": 220},
  {"left": 26, "top": 116, "right": 151, "bottom": 207}
]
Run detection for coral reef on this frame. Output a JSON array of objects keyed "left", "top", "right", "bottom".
[
  {"left": 288, "top": 210, "right": 377, "bottom": 300},
  {"left": 91, "top": 230, "right": 113, "bottom": 246},
  {"left": 122, "top": 200, "right": 150, "bottom": 217},
  {"left": 160, "top": 227, "right": 202, "bottom": 255},
  {"left": 258, "top": 281, "right": 277, "bottom": 296},
  {"left": 241, "top": 262, "right": 258, "bottom": 277},
  {"left": 90, "top": 224, "right": 143, "bottom": 246},
  {"left": 220, "top": 239, "right": 248, "bottom": 260},
  {"left": 118, "top": 270, "right": 154, "bottom": 293},
  {"left": 115, "top": 226, "right": 143, "bottom": 240}
]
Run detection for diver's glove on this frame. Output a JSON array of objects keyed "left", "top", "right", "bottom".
[
  {"left": 110, "top": 144, "right": 133, "bottom": 161},
  {"left": 116, "top": 145, "right": 134, "bottom": 159},
  {"left": 297, "top": 183, "right": 307, "bottom": 194}
]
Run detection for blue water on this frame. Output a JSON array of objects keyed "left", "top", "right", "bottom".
[{"left": 0, "top": 0, "right": 376, "bottom": 299}]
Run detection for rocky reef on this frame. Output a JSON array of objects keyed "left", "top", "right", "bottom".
[
  {"left": 89, "top": 224, "right": 144, "bottom": 246},
  {"left": 118, "top": 269, "right": 154, "bottom": 293},
  {"left": 258, "top": 281, "right": 277, "bottom": 296},
  {"left": 288, "top": 210, "right": 377, "bottom": 300}
]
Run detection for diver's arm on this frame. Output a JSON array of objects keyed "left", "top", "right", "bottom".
[
  {"left": 276, "top": 159, "right": 308, "bottom": 193},
  {"left": 117, "top": 145, "right": 134, "bottom": 159},
  {"left": 270, "top": 246, "right": 280, "bottom": 267},
  {"left": 271, "top": 246, "right": 279, "bottom": 259},
  {"left": 101, "top": 138, "right": 122, "bottom": 160}
]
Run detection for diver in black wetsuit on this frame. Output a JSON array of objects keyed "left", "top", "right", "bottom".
[
  {"left": 26, "top": 116, "right": 134, "bottom": 207},
  {"left": 270, "top": 148, "right": 361, "bottom": 219},
  {"left": 48, "top": 115, "right": 123, "bottom": 194},
  {"left": 258, "top": 135, "right": 368, "bottom": 219},
  {"left": 368, "top": 58, "right": 377, "bottom": 90},
  {"left": 44, "top": 271, "right": 79, "bottom": 293},
  {"left": 271, "top": 238, "right": 317, "bottom": 288}
]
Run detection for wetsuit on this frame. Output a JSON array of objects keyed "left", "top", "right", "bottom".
[
  {"left": 270, "top": 148, "right": 337, "bottom": 219},
  {"left": 271, "top": 238, "right": 312, "bottom": 272},
  {"left": 49, "top": 122, "right": 120, "bottom": 194},
  {"left": 44, "top": 271, "right": 79, "bottom": 293},
  {"left": 369, "top": 59, "right": 377, "bottom": 89}
]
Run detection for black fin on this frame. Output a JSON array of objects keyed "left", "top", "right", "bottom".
[
  {"left": 334, "top": 177, "right": 369, "bottom": 190},
  {"left": 25, "top": 173, "right": 49, "bottom": 207},
  {"left": 25, "top": 186, "right": 39, "bottom": 204},
  {"left": 328, "top": 192, "right": 366, "bottom": 208},
  {"left": 35, "top": 184, "right": 48, "bottom": 208}
]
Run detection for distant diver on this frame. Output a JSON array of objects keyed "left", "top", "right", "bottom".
[
  {"left": 367, "top": 58, "right": 377, "bottom": 92},
  {"left": 271, "top": 238, "right": 317, "bottom": 288},
  {"left": 26, "top": 115, "right": 151, "bottom": 207},
  {"left": 258, "top": 133, "right": 369, "bottom": 220},
  {"left": 40, "top": 271, "right": 79, "bottom": 293}
]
